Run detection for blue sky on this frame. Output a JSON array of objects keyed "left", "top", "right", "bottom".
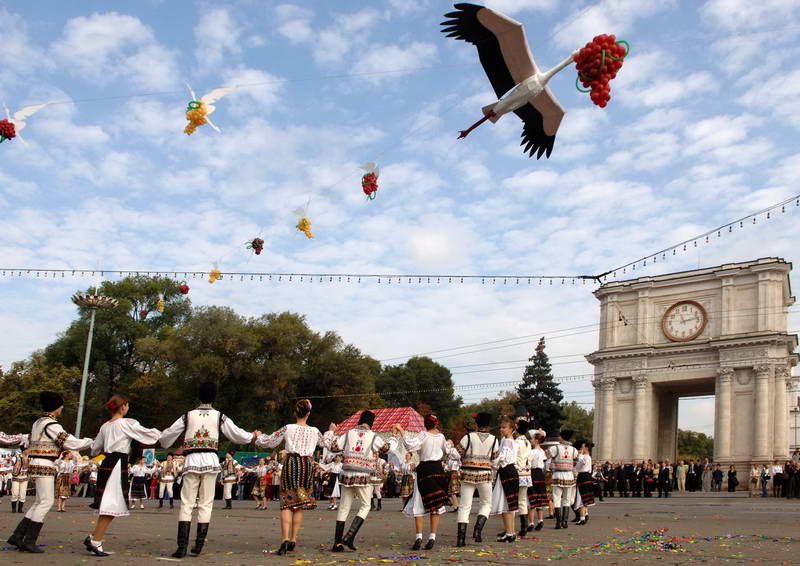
[{"left": 2, "top": 0, "right": 800, "bottom": 434}]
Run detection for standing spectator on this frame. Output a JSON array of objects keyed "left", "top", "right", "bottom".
[
  {"left": 701, "top": 458, "right": 712, "bottom": 492},
  {"left": 686, "top": 460, "right": 697, "bottom": 492},
  {"left": 602, "top": 462, "right": 614, "bottom": 498},
  {"left": 760, "top": 464, "right": 770, "bottom": 497},
  {"left": 630, "top": 461, "right": 643, "bottom": 497},
  {"left": 615, "top": 462, "right": 628, "bottom": 497},
  {"left": 592, "top": 464, "right": 605, "bottom": 502},
  {"left": 643, "top": 462, "right": 655, "bottom": 497},
  {"left": 676, "top": 460, "right": 687, "bottom": 492},
  {"left": 271, "top": 456, "right": 282, "bottom": 502},
  {"left": 771, "top": 460, "right": 783, "bottom": 497},
  {"left": 711, "top": 464, "right": 723, "bottom": 492},
  {"left": 658, "top": 460, "right": 672, "bottom": 498},
  {"left": 785, "top": 461, "right": 796, "bottom": 499},
  {"left": 792, "top": 449, "right": 800, "bottom": 464},
  {"left": 749, "top": 464, "right": 760, "bottom": 497},
  {"left": 727, "top": 465, "right": 738, "bottom": 492}
]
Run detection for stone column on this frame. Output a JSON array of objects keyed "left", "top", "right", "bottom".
[
  {"left": 601, "top": 378, "right": 616, "bottom": 461},
  {"left": 632, "top": 375, "right": 648, "bottom": 461},
  {"left": 715, "top": 367, "right": 734, "bottom": 460},
  {"left": 753, "top": 365, "right": 772, "bottom": 460},
  {"left": 592, "top": 378, "right": 603, "bottom": 452},
  {"left": 774, "top": 366, "right": 790, "bottom": 459}
]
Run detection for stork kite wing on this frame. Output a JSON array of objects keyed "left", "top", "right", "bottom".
[
  {"left": 14, "top": 103, "right": 48, "bottom": 122},
  {"left": 200, "top": 87, "right": 236, "bottom": 115},
  {"left": 441, "top": 3, "right": 538, "bottom": 98},
  {"left": 513, "top": 100, "right": 561, "bottom": 159}
]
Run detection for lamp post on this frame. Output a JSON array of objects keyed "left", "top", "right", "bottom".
[{"left": 71, "top": 293, "right": 118, "bottom": 437}]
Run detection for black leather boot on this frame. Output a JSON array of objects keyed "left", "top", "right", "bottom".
[
  {"left": 169, "top": 498, "right": 174, "bottom": 509},
  {"left": 225, "top": 499, "right": 232, "bottom": 509},
  {"left": 11, "top": 501, "right": 16, "bottom": 513},
  {"left": 7, "top": 517, "right": 30, "bottom": 548},
  {"left": 518, "top": 515, "right": 529, "bottom": 537},
  {"left": 172, "top": 521, "right": 190, "bottom": 558},
  {"left": 19, "top": 521, "right": 44, "bottom": 553},
  {"left": 376, "top": 498, "right": 382, "bottom": 511},
  {"left": 190, "top": 522, "right": 209, "bottom": 555},
  {"left": 332, "top": 520, "right": 346, "bottom": 552},
  {"left": 554, "top": 508, "right": 562, "bottom": 529},
  {"left": 159, "top": 499, "right": 164, "bottom": 508},
  {"left": 342, "top": 516, "right": 364, "bottom": 551},
  {"left": 572, "top": 508, "right": 581, "bottom": 523},
  {"left": 561, "top": 506, "right": 570, "bottom": 529},
  {"left": 457, "top": 522, "right": 467, "bottom": 547},
  {"left": 473, "top": 514, "right": 487, "bottom": 542}
]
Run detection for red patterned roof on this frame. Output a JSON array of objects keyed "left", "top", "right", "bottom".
[{"left": 336, "top": 407, "right": 425, "bottom": 434}]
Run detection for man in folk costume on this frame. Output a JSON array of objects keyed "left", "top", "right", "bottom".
[
  {"left": 369, "top": 455, "right": 388, "bottom": 511},
  {"left": 323, "top": 410, "right": 394, "bottom": 552},
  {"left": 159, "top": 453, "right": 177, "bottom": 509},
  {"left": 160, "top": 382, "right": 260, "bottom": 558},
  {"left": 10, "top": 449, "right": 30, "bottom": 514},
  {"left": 7, "top": 392, "right": 92, "bottom": 553},
  {"left": 546, "top": 429, "right": 578, "bottom": 529},
  {"left": 455, "top": 412, "right": 499, "bottom": 546},
  {"left": 221, "top": 450, "right": 239, "bottom": 509}
]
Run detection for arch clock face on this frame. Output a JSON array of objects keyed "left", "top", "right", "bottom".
[{"left": 661, "top": 300, "right": 708, "bottom": 342}]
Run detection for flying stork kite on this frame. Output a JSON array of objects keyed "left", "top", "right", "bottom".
[
  {"left": 441, "top": 3, "right": 578, "bottom": 158},
  {"left": 3, "top": 102, "right": 49, "bottom": 145}
]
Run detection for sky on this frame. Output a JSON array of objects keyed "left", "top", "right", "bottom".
[{"left": 2, "top": 0, "right": 800, "bottom": 436}]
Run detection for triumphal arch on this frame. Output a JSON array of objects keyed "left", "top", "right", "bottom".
[{"left": 587, "top": 258, "right": 798, "bottom": 468}]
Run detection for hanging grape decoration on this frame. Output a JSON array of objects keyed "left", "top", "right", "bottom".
[
  {"left": 246, "top": 237, "right": 265, "bottom": 255},
  {"left": 575, "top": 35, "right": 630, "bottom": 108}
]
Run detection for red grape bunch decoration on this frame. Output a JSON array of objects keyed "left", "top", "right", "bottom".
[
  {"left": 574, "top": 35, "right": 630, "bottom": 108},
  {"left": 0, "top": 119, "right": 16, "bottom": 143},
  {"left": 246, "top": 237, "right": 265, "bottom": 255}
]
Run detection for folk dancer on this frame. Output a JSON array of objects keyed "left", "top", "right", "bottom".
[
  {"left": 7, "top": 392, "right": 92, "bottom": 553},
  {"left": 159, "top": 454, "right": 177, "bottom": 509},
  {"left": 526, "top": 428, "right": 548, "bottom": 531},
  {"left": 370, "top": 456, "right": 387, "bottom": 511},
  {"left": 546, "top": 429, "right": 578, "bottom": 529},
  {"left": 55, "top": 451, "right": 76, "bottom": 512},
  {"left": 573, "top": 440, "right": 594, "bottom": 525},
  {"left": 454, "top": 412, "right": 498, "bottom": 547},
  {"left": 322, "top": 455, "right": 342, "bottom": 510},
  {"left": 128, "top": 457, "right": 149, "bottom": 509},
  {"left": 160, "top": 382, "right": 260, "bottom": 558},
  {"left": 323, "top": 410, "right": 394, "bottom": 552},
  {"left": 83, "top": 394, "right": 160, "bottom": 556},
  {"left": 222, "top": 451, "right": 239, "bottom": 509},
  {"left": 445, "top": 440, "right": 461, "bottom": 512},
  {"left": 11, "top": 449, "right": 30, "bottom": 513},
  {"left": 490, "top": 417, "right": 520, "bottom": 542},
  {"left": 255, "top": 399, "right": 324, "bottom": 556},
  {"left": 394, "top": 415, "right": 453, "bottom": 551},
  {"left": 399, "top": 453, "right": 415, "bottom": 508},
  {"left": 513, "top": 420, "right": 533, "bottom": 536},
  {"left": 251, "top": 458, "right": 269, "bottom": 510}
]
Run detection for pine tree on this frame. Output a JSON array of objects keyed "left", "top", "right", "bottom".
[{"left": 516, "top": 337, "right": 564, "bottom": 434}]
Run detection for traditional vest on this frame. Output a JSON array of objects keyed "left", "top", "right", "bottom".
[
  {"left": 459, "top": 432, "right": 498, "bottom": 470},
  {"left": 223, "top": 458, "right": 238, "bottom": 481},
  {"left": 341, "top": 427, "right": 381, "bottom": 474},
  {"left": 12, "top": 454, "right": 29, "bottom": 481},
  {"left": 181, "top": 406, "right": 223, "bottom": 454},
  {"left": 160, "top": 460, "right": 175, "bottom": 481},
  {"left": 28, "top": 417, "right": 65, "bottom": 461},
  {"left": 515, "top": 437, "right": 532, "bottom": 476},
  {"left": 550, "top": 442, "right": 578, "bottom": 473}
]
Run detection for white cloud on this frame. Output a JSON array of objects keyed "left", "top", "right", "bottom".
[
  {"left": 194, "top": 7, "right": 242, "bottom": 71},
  {"left": 701, "top": 0, "right": 800, "bottom": 32},
  {"left": 221, "top": 66, "right": 284, "bottom": 112},
  {"left": 51, "top": 12, "right": 179, "bottom": 89},
  {"left": 275, "top": 4, "right": 314, "bottom": 44},
  {"left": 353, "top": 42, "right": 438, "bottom": 83},
  {"left": 738, "top": 68, "right": 800, "bottom": 129},
  {"left": 484, "top": 0, "right": 558, "bottom": 14}
]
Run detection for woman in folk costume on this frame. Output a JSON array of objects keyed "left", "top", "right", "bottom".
[
  {"left": 160, "top": 382, "right": 260, "bottom": 558},
  {"left": 525, "top": 428, "right": 548, "bottom": 532},
  {"left": 55, "top": 451, "right": 76, "bottom": 512},
  {"left": 158, "top": 453, "right": 177, "bottom": 509},
  {"left": 221, "top": 450, "right": 239, "bottom": 509},
  {"left": 83, "top": 395, "right": 160, "bottom": 556},
  {"left": 513, "top": 420, "right": 533, "bottom": 536},
  {"left": 454, "top": 412, "right": 498, "bottom": 547},
  {"left": 251, "top": 458, "right": 269, "bottom": 510},
  {"left": 128, "top": 457, "right": 149, "bottom": 509},
  {"left": 573, "top": 440, "right": 594, "bottom": 525},
  {"left": 546, "top": 429, "right": 579, "bottom": 529},
  {"left": 399, "top": 452, "right": 416, "bottom": 507},
  {"left": 323, "top": 410, "right": 395, "bottom": 552},
  {"left": 256, "top": 399, "right": 324, "bottom": 556},
  {"left": 490, "top": 417, "right": 520, "bottom": 542},
  {"left": 394, "top": 414, "right": 453, "bottom": 550},
  {"left": 445, "top": 439, "right": 461, "bottom": 512},
  {"left": 7, "top": 392, "right": 93, "bottom": 554},
  {"left": 321, "top": 455, "right": 343, "bottom": 510}
]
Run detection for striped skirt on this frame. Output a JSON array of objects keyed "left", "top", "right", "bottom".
[
  {"left": 528, "top": 468, "right": 549, "bottom": 509},
  {"left": 400, "top": 474, "right": 414, "bottom": 498},
  {"left": 130, "top": 476, "right": 148, "bottom": 500},
  {"left": 577, "top": 472, "right": 595, "bottom": 506},
  {"left": 56, "top": 473, "right": 72, "bottom": 499},
  {"left": 499, "top": 464, "right": 519, "bottom": 511},
  {"left": 280, "top": 454, "right": 316, "bottom": 511},
  {"left": 448, "top": 470, "right": 461, "bottom": 495},
  {"left": 410, "top": 461, "right": 450, "bottom": 514}
]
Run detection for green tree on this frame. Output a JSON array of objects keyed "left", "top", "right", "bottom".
[
  {"left": 456, "top": 391, "right": 519, "bottom": 439},
  {"left": 516, "top": 337, "right": 564, "bottom": 434},
  {"left": 678, "top": 429, "right": 714, "bottom": 461},
  {"left": 378, "top": 357, "right": 462, "bottom": 434},
  {"left": 560, "top": 401, "right": 594, "bottom": 442}
]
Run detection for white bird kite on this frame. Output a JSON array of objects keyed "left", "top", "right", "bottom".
[
  {"left": 184, "top": 84, "right": 237, "bottom": 135},
  {"left": 3, "top": 102, "right": 49, "bottom": 145},
  {"left": 441, "top": 3, "right": 578, "bottom": 158}
]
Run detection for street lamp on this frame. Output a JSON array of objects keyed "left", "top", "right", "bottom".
[{"left": 71, "top": 293, "right": 118, "bottom": 437}]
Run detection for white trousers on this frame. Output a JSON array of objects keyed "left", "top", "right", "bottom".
[
  {"left": 223, "top": 482, "right": 234, "bottom": 500},
  {"left": 179, "top": 473, "right": 216, "bottom": 523},
  {"left": 159, "top": 482, "right": 174, "bottom": 499},
  {"left": 12, "top": 480, "right": 28, "bottom": 503},
  {"left": 551, "top": 484, "right": 576, "bottom": 508},
  {"left": 457, "top": 481, "right": 492, "bottom": 523},
  {"left": 336, "top": 485, "right": 373, "bottom": 522},
  {"left": 24, "top": 477, "right": 54, "bottom": 523},
  {"left": 518, "top": 486, "right": 529, "bottom": 515}
]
